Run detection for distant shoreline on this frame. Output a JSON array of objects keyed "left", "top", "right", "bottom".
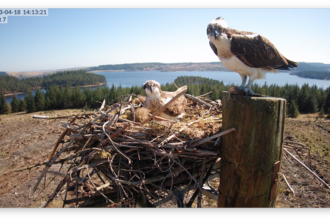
[
  {"left": 87, "top": 69, "right": 229, "bottom": 73},
  {"left": 4, "top": 91, "right": 27, "bottom": 97},
  {"left": 4, "top": 82, "right": 107, "bottom": 97},
  {"left": 88, "top": 70, "right": 126, "bottom": 73}
]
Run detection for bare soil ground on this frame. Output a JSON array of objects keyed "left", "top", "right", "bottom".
[{"left": 0, "top": 111, "right": 329, "bottom": 208}]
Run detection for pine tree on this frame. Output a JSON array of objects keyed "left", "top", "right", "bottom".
[
  {"left": 47, "top": 85, "right": 59, "bottom": 109},
  {"left": 319, "top": 105, "right": 325, "bottom": 118},
  {"left": 18, "top": 99, "right": 26, "bottom": 112},
  {"left": 10, "top": 96, "right": 19, "bottom": 113},
  {"left": 324, "top": 87, "right": 330, "bottom": 114},
  {"left": 25, "top": 92, "right": 36, "bottom": 113},
  {"left": 288, "top": 100, "right": 299, "bottom": 118},
  {"left": 109, "top": 84, "right": 117, "bottom": 104},
  {"left": 34, "top": 88, "right": 45, "bottom": 111},
  {"left": 306, "top": 95, "right": 318, "bottom": 113},
  {"left": 44, "top": 96, "right": 51, "bottom": 110},
  {"left": 0, "top": 94, "right": 3, "bottom": 114},
  {"left": 0, "top": 93, "right": 9, "bottom": 114},
  {"left": 297, "top": 84, "right": 309, "bottom": 113}
]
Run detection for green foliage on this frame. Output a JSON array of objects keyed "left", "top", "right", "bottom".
[
  {"left": 0, "top": 93, "right": 10, "bottom": 114},
  {"left": 25, "top": 92, "right": 36, "bottom": 113},
  {"left": 34, "top": 88, "right": 45, "bottom": 111},
  {"left": 306, "top": 95, "right": 318, "bottom": 113},
  {"left": 18, "top": 99, "right": 26, "bottom": 112},
  {"left": 173, "top": 76, "right": 230, "bottom": 100},
  {"left": 44, "top": 96, "right": 51, "bottom": 110},
  {"left": 0, "top": 75, "right": 31, "bottom": 93},
  {"left": 295, "top": 71, "right": 330, "bottom": 80},
  {"left": 10, "top": 96, "right": 19, "bottom": 113},
  {"left": 324, "top": 88, "right": 330, "bottom": 114},
  {"left": 0, "top": 69, "right": 106, "bottom": 94},
  {"left": 319, "top": 105, "right": 325, "bottom": 118},
  {"left": 88, "top": 63, "right": 168, "bottom": 71},
  {"left": 288, "top": 100, "right": 300, "bottom": 118}
]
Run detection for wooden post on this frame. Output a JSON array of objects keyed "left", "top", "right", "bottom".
[{"left": 218, "top": 91, "right": 286, "bottom": 207}]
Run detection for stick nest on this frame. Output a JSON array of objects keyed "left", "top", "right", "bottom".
[{"left": 35, "top": 91, "right": 227, "bottom": 208}]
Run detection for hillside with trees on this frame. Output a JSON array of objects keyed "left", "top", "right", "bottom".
[
  {"left": 289, "top": 62, "right": 330, "bottom": 80},
  {"left": 0, "top": 75, "right": 32, "bottom": 94},
  {"left": 88, "top": 61, "right": 330, "bottom": 73},
  {"left": 0, "top": 70, "right": 106, "bottom": 94},
  {"left": 5, "top": 61, "right": 330, "bottom": 79},
  {"left": 87, "top": 62, "right": 231, "bottom": 72},
  {"left": 292, "top": 71, "right": 330, "bottom": 80},
  {"left": 88, "top": 61, "right": 330, "bottom": 81}
]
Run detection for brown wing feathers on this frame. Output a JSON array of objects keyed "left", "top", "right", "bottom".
[{"left": 229, "top": 31, "right": 297, "bottom": 70}]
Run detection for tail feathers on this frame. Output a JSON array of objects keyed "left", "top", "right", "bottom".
[
  {"left": 276, "top": 58, "right": 298, "bottom": 70},
  {"left": 287, "top": 59, "right": 298, "bottom": 68}
]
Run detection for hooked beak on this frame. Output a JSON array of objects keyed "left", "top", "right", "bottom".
[
  {"left": 147, "top": 85, "right": 153, "bottom": 93},
  {"left": 213, "top": 29, "right": 217, "bottom": 39},
  {"left": 207, "top": 25, "right": 218, "bottom": 39}
]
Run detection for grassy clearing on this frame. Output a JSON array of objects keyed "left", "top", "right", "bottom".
[{"left": 285, "top": 113, "right": 330, "bottom": 161}]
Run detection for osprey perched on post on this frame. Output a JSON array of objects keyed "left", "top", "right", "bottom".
[
  {"left": 207, "top": 17, "right": 297, "bottom": 95},
  {"left": 143, "top": 80, "right": 187, "bottom": 121}
]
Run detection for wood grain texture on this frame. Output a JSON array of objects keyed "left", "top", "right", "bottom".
[{"left": 218, "top": 92, "right": 286, "bottom": 207}]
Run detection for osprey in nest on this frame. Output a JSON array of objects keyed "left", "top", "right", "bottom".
[
  {"left": 143, "top": 80, "right": 187, "bottom": 121},
  {"left": 207, "top": 17, "right": 297, "bottom": 95}
]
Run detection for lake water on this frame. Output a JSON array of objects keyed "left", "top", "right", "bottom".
[
  {"left": 94, "top": 71, "right": 330, "bottom": 89},
  {"left": 5, "top": 71, "right": 330, "bottom": 104}
]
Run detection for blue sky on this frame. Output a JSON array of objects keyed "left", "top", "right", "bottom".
[{"left": 1, "top": 5, "right": 330, "bottom": 71}]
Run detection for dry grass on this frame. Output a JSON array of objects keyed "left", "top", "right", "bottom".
[
  {"left": 276, "top": 113, "right": 330, "bottom": 208},
  {"left": 285, "top": 115, "right": 330, "bottom": 161}
]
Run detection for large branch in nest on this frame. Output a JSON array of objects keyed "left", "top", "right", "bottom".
[{"left": 189, "top": 127, "right": 236, "bottom": 148}]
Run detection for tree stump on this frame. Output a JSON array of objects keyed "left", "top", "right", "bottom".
[{"left": 218, "top": 91, "right": 286, "bottom": 207}]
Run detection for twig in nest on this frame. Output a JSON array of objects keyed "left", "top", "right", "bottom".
[
  {"left": 197, "top": 159, "right": 206, "bottom": 208},
  {"left": 48, "top": 116, "right": 77, "bottom": 162},
  {"left": 186, "top": 159, "right": 217, "bottom": 207},
  {"left": 197, "top": 91, "right": 213, "bottom": 98},
  {"left": 103, "top": 115, "right": 132, "bottom": 164},
  {"left": 189, "top": 127, "right": 236, "bottom": 148},
  {"left": 158, "top": 118, "right": 204, "bottom": 147},
  {"left": 99, "top": 99, "right": 106, "bottom": 112},
  {"left": 185, "top": 94, "right": 212, "bottom": 109}
]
